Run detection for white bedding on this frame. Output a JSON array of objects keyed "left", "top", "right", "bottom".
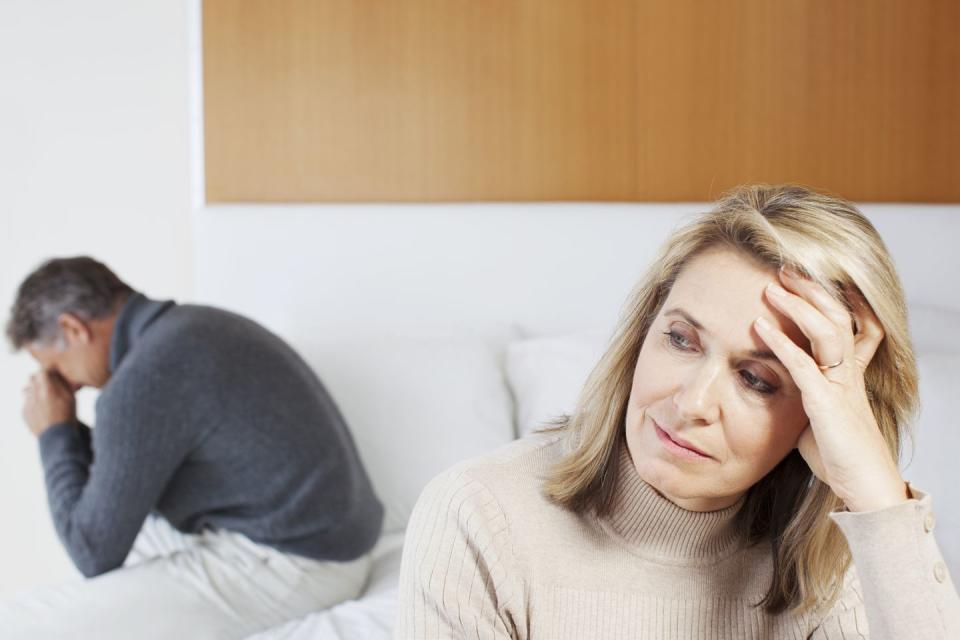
[{"left": 247, "top": 531, "right": 404, "bottom": 640}]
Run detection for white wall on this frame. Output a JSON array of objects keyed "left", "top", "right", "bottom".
[{"left": 0, "top": 1, "right": 195, "bottom": 598}]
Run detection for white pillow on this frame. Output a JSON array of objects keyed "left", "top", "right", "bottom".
[
  {"left": 909, "top": 304, "right": 960, "bottom": 353},
  {"left": 900, "top": 305, "right": 960, "bottom": 576},
  {"left": 298, "top": 336, "right": 515, "bottom": 534},
  {"left": 904, "top": 350, "right": 960, "bottom": 577},
  {"left": 505, "top": 331, "right": 607, "bottom": 437}
]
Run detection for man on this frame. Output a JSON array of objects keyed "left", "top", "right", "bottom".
[{"left": 1, "top": 257, "right": 384, "bottom": 638}]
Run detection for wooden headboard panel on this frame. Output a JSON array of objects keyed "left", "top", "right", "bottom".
[{"left": 202, "top": 0, "right": 960, "bottom": 202}]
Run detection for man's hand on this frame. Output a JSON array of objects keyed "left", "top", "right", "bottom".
[{"left": 22, "top": 371, "right": 77, "bottom": 437}]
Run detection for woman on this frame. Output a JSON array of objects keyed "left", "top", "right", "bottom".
[{"left": 396, "top": 185, "right": 960, "bottom": 639}]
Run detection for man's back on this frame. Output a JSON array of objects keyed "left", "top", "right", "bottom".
[{"left": 41, "top": 293, "right": 384, "bottom": 576}]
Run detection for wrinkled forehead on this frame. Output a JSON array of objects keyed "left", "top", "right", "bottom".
[
  {"left": 663, "top": 248, "right": 810, "bottom": 351},
  {"left": 671, "top": 250, "right": 773, "bottom": 304}
]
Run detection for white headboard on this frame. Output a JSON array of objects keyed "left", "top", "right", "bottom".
[{"left": 193, "top": 203, "right": 960, "bottom": 342}]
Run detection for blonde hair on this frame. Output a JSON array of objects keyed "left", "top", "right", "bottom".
[{"left": 542, "top": 184, "right": 918, "bottom": 616}]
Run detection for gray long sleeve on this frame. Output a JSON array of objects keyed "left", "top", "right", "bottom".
[
  {"left": 38, "top": 403, "right": 196, "bottom": 577},
  {"left": 37, "top": 293, "right": 383, "bottom": 578}
]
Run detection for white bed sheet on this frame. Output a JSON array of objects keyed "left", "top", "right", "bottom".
[{"left": 247, "top": 531, "right": 404, "bottom": 640}]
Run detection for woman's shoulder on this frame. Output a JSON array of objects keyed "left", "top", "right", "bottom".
[
  {"left": 398, "top": 434, "right": 565, "bottom": 636},
  {"left": 471, "top": 428, "right": 569, "bottom": 467},
  {"left": 433, "top": 429, "right": 566, "bottom": 488},
  {"left": 412, "top": 430, "right": 569, "bottom": 526}
]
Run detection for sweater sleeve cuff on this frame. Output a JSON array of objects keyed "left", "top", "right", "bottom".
[
  {"left": 828, "top": 483, "right": 931, "bottom": 540},
  {"left": 829, "top": 483, "right": 936, "bottom": 569},
  {"left": 38, "top": 421, "right": 93, "bottom": 466},
  {"left": 829, "top": 484, "right": 957, "bottom": 629}
]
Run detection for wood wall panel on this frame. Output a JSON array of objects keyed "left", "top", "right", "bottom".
[{"left": 202, "top": 1, "right": 960, "bottom": 202}]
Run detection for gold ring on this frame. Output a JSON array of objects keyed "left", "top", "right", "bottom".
[{"left": 817, "top": 358, "right": 843, "bottom": 370}]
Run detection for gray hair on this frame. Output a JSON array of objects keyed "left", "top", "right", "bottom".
[{"left": 6, "top": 257, "right": 133, "bottom": 349}]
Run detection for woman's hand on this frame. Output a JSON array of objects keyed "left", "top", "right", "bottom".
[{"left": 754, "top": 267, "right": 909, "bottom": 513}]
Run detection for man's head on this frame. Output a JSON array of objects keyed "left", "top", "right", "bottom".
[{"left": 6, "top": 257, "right": 133, "bottom": 390}]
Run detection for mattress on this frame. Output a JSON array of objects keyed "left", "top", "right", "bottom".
[{"left": 246, "top": 531, "right": 405, "bottom": 640}]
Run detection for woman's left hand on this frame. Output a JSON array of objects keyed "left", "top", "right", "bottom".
[{"left": 754, "top": 266, "right": 909, "bottom": 513}]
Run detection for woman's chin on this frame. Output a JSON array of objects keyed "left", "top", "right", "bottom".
[{"left": 635, "top": 457, "right": 683, "bottom": 493}]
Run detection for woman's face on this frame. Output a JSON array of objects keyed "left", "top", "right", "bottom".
[{"left": 625, "top": 247, "right": 811, "bottom": 512}]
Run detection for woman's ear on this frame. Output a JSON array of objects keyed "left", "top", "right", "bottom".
[{"left": 848, "top": 292, "right": 885, "bottom": 370}]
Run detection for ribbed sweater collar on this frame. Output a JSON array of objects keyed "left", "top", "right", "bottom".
[
  {"left": 109, "top": 293, "right": 176, "bottom": 373},
  {"left": 600, "top": 442, "right": 746, "bottom": 562}
]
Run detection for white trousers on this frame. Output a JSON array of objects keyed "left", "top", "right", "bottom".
[{"left": 0, "top": 516, "right": 372, "bottom": 640}]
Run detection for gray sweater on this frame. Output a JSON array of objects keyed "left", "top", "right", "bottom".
[{"left": 38, "top": 293, "right": 383, "bottom": 577}]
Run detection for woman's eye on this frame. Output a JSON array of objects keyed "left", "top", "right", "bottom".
[
  {"left": 740, "top": 369, "right": 776, "bottom": 395},
  {"left": 662, "top": 329, "right": 696, "bottom": 351}
]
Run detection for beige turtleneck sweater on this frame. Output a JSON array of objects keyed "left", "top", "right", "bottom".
[{"left": 396, "top": 432, "right": 960, "bottom": 639}]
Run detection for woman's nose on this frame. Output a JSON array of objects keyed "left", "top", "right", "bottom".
[{"left": 673, "top": 362, "right": 722, "bottom": 425}]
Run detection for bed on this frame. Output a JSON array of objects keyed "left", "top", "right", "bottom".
[{"left": 192, "top": 203, "right": 960, "bottom": 639}]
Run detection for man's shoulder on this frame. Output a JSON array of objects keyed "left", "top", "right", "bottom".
[
  {"left": 101, "top": 305, "right": 248, "bottom": 396},
  {"left": 128, "top": 304, "right": 273, "bottom": 364},
  {"left": 151, "top": 302, "right": 262, "bottom": 338}
]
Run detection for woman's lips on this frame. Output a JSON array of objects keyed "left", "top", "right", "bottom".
[{"left": 653, "top": 420, "right": 712, "bottom": 460}]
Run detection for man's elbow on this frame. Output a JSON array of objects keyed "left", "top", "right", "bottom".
[
  {"left": 72, "top": 550, "right": 124, "bottom": 578},
  {"left": 56, "top": 520, "right": 129, "bottom": 578}
]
